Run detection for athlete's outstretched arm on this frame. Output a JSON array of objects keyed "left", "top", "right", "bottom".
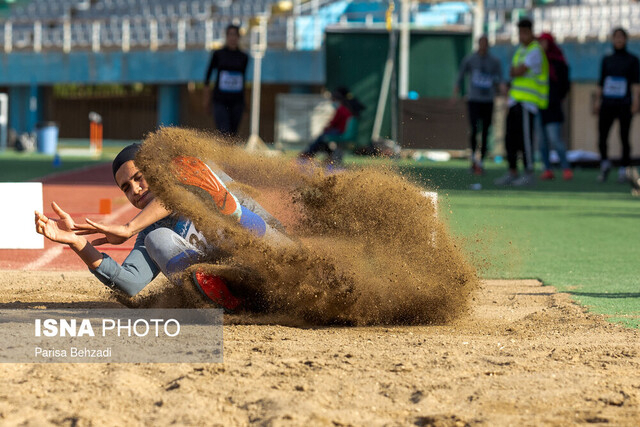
[
  {"left": 74, "top": 197, "right": 171, "bottom": 245},
  {"left": 36, "top": 201, "right": 159, "bottom": 296},
  {"left": 35, "top": 202, "right": 103, "bottom": 269}
]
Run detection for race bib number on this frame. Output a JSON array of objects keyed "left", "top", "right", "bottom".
[
  {"left": 471, "top": 70, "right": 494, "bottom": 89},
  {"left": 174, "top": 218, "right": 209, "bottom": 253},
  {"left": 219, "top": 71, "right": 244, "bottom": 92},
  {"left": 603, "top": 76, "right": 628, "bottom": 98}
]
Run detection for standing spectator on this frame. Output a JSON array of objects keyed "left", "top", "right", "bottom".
[
  {"left": 495, "top": 18, "right": 549, "bottom": 186},
  {"left": 454, "top": 35, "right": 503, "bottom": 175},
  {"left": 203, "top": 24, "right": 249, "bottom": 137},
  {"left": 594, "top": 27, "right": 640, "bottom": 183},
  {"left": 538, "top": 32, "right": 573, "bottom": 181}
]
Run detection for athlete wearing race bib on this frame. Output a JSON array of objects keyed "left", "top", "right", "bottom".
[
  {"left": 34, "top": 144, "right": 291, "bottom": 312},
  {"left": 204, "top": 24, "right": 249, "bottom": 137},
  {"left": 218, "top": 70, "right": 244, "bottom": 93},
  {"left": 602, "top": 76, "right": 628, "bottom": 99},
  {"left": 594, "top": 27, "right": 640, "bottom": 183},
  {"left": 454, "top": 35, "right": 503, "bottom": 175}
]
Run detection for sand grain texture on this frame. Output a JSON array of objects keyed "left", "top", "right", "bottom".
[
  {"left": 0, "top": 271, "right": 638, "bottom": 426},
  {"left": 134, "top": 128, "right": 479, "bottom": 325}
]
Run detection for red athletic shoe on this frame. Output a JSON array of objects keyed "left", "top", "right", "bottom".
[
  {"left": 172, "top": 155, "right": 242, "bottom": 218},
  {"left": 562, "top": 169, "right": 574, "bottom": 181},
  {"left": 192, "top": 270, "right": 243, "bottom": 312},
  {"left": 472, "top": 163, "right": 484, "bottom": 176},
  {"left": 540, "top": 170, "right": 555, "bottom": 180}
]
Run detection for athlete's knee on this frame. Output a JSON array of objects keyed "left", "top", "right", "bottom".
[
  {"left": 145, "top": 227, "right": 173, "bottom": 250},
  {"left": 239, "top": 205, "right": 267, "bottom": 237},
  {"left": 145, "top": 227, "right": 204, "bottom": 276},
  {"left": 144, "top": 227, "right": 182, "bottom": 264}
]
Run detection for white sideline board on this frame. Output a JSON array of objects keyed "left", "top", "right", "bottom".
[
  {"left": 0, "top": 183, "right": 44, "bottom": 249},
  {"left": 422, "top": 191, "right": 438, "bottom": 216}
]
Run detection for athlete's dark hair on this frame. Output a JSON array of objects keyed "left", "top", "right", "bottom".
[
  {"left": 331, "top": 86, "right": 365, "bottom": 118},
  {"left": 612, "top": 27, "right": 628, "bottom": 39},
  {"left": 112, "top": 143, "right": 141, "bottom": 181},
  {"left": 517, "top": 18, "right": 533, "bottom": 30},
  {"left": 226, "top": 24, "right": 240, "bottom": 36}
]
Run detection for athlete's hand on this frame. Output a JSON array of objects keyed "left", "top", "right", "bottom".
[
  {"left": 73, "top": 219, "right": 132, "bottom": 246},
  {"left": 34, "top": 202, "right": 80, "bottom": 245}
]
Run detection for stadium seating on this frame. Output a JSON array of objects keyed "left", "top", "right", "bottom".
[
  {"left": 7, "top": 0, "right": 635, "bottom": 52},
  {"left": 0, "top": 0, "right": 286, "bottom": 51},
  {"left": 486, "top": 0, "right": 640, "bottom": 42},
  {"left": 0, "top": 0, "right": 476, "bottom": 53}
]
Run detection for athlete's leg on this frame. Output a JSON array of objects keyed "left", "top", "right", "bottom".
[
  {"left": 229, "top": 100, "right": 245, "bottom": 136},
  {"left": 213, "top": 102, "right": 233, "bottom": 135},
  {"left": 301, "top": 130, "right": 340, "bottom": 158},
  {"left": 467, "top": 101, "right": 480, "bottom": 160},
  {"left": 144, "top": 227, "right": 242, "bottom": 310},
  {"left": 302, "top": 135, "right": 330, "bottom": 158},
  {"left": 145, "top": 227, "right": 204, "bottom": 276},
  {"left": 538, "top": 116, "right": 552, "bottom": 171},
  {"left": 618, "top": 106, "right": 632, "bottom": 167},
  {"left": 505, "top": 104, "right": 523, "bottom": 173},
  {"left": 545, "top": 121, "right": 570, "bottom": 170},
  {"left": 479, "top": 102, "right": 494, "bottom": 162},
  {"left": 598, "top": 106, "right": 616, "bottom": 163},
  {"left": 522, "top": 108, "right": 535, "bottom": 173},
  {"left": 172, "top": 155, "right": 293, "bottom": 246}
]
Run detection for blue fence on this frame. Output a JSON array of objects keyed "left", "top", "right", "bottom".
[{"left": 0, "top": 49, "right": 324, "bottom": 85}]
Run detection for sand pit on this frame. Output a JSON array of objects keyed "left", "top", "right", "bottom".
[
  {"left": 132, "top": 128, "right": 479, "bottom": 325},
  {"left": 0, "top": 270, "right": 638, "bottom": 426}
]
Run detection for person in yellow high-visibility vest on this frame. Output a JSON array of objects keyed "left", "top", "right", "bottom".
[{"left": 495, "top": 18, "right": 549, "bottom": 186}]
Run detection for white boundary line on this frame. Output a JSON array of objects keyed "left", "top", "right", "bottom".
[
  {"left": 422, "top": 191, "right": 439, "bottom": 246},
  {"left": 24, "top": 202, "right": 135, "bottom": 271},
  {"left": 23, "top": 246, "right": 64, "bottom": 271},
  {"left": 422, "top": 191, "right": 438, "bottom": 217}
]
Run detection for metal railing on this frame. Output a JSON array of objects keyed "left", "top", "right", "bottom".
[
  {"left": 0, "top": 0, "right": 480, "bottom": 54},
  {"left": 1, "top": 17, "right": 242, "bottom": 53},
  {"left": 488, "top": 2, "right": 640, "bottom": 44}
]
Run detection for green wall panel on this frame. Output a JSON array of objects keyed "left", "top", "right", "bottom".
[{"left": 326, "top": 29, "right": 471, "bottom": 146}]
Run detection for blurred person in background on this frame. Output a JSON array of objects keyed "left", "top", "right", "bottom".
[
  {"left": 203, "top": 24, "right": 249, "bottom": 137},
  {"left": 453, "top": 35, "right": 503, "bottom": 175},
  {"left": 537, "top": 32, "right": 573, "bottom": 181},
  {"left": 495, "top": 18, "right": 549, "bottom": 187},
  {"left": 593, "top": 27, "right": 640, "bottom": 183},
  {"left": 299, "top": 87, "right": 364, "bottom": 164}
]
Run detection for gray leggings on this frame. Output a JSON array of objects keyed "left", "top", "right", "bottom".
[
  {"left": 145, "top": 219, "right": 291, "bottom": 282},
  {"left": 145, "top": 227, "right": 205, "bottom": 280}
]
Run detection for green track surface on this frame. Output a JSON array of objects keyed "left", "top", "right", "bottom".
[
  {"left": 346, "top": 157, "right": 640, "bottom": 328},
  {"left": 0, "top": 140, "right": 132, "bottom": 182}
]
